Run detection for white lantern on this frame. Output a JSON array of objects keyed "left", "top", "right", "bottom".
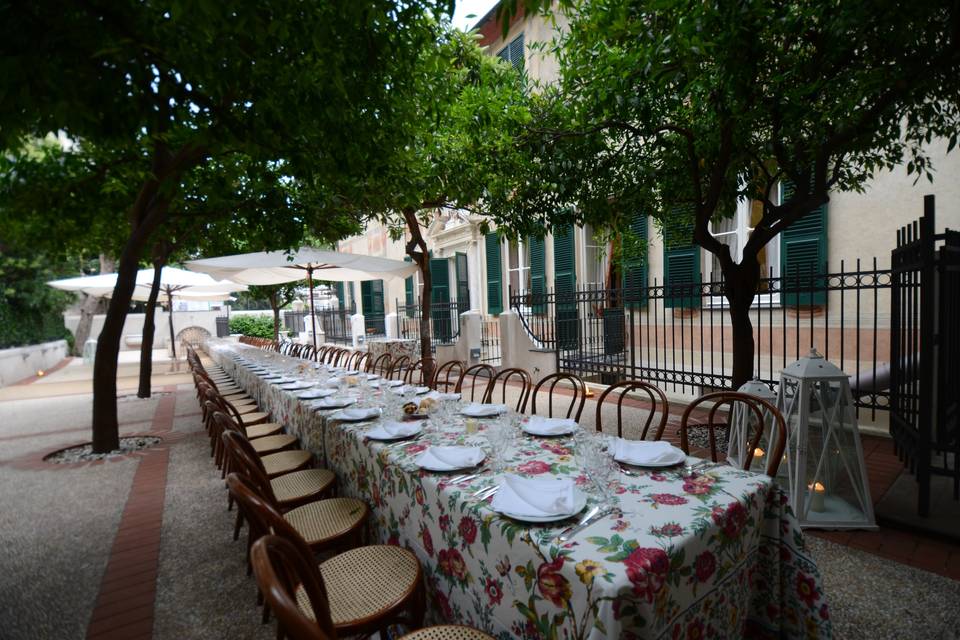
[
  {"left": 727, "top": 378, "right": 778, "bottom": 473},
  {"left": 777, "top": 349, "right": 876, "bottom": 529}
]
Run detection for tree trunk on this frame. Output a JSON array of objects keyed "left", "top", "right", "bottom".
[
  {"left": 166, "top": 289, "right": 177, "bottom": 361},
  {"left": 73, "top": 255, "right": 114, "bottom": 355},
  {"left": 272, "top": 302, "right": 281, "bottom": 343},
  {"left": 403, "top": 208, "right": 435, "bottom": 386},
  {"left": 137, "top": 257, "right": 165, "bottom": 398},
  {"left": 722, "top": 258, "right": 761, "bottom": 389}
]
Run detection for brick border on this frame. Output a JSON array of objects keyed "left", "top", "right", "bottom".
[{"left": 85, "top": 391, "right": 178, "bottom": 639}]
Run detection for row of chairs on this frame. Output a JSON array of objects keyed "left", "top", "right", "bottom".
[
  {"left": 186, "top": 347, "right": 493, "bottom": 640},
  {"left": 241, "top": 338, "right": 788, "bottom": 477}
]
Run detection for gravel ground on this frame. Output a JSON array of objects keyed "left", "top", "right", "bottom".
[{"left": 153, "top": 409, "right": 272, "bottom": 640}]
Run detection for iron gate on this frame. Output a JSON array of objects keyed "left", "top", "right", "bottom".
[{"left": 890, "top": 195, "right": 960, "bottom": 516}]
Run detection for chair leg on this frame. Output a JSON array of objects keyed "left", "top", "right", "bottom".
[{"left": 233, "top": 509, "right": 244, "bottom": 540}]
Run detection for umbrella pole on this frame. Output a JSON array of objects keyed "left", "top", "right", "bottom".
[
  {"left": 308, "top": 267, "right": 318, "bottom": 350},
  {"left": 167, "top": 289, "right": 177, "bottom": 361}
]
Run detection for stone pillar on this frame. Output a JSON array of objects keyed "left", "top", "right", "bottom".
[
  {"left": 385, "top": 312, "right": 399, "bottom": 339},
  {"left": 350, "top": 313, "right": 366, "bottom": 349},
  {"left": 498, "top": 309, "right": 556, "bottom": 382}
]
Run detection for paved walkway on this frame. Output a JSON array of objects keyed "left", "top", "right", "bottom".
[{"left": 0, "top": 359, "right": 958, "bottom": 639}]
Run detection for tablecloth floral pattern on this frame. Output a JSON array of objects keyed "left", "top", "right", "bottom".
[{"left": 209, "top": 341, "right": 832, "bottom": 640}]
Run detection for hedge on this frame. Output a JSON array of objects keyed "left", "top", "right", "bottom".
[{"left": 228, "top": 314, "right": 276, "bottom": 339}]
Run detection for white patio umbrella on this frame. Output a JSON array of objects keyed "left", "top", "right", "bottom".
[
  {"left": 49, "top": 267, "right": 246, "bottom": 358},
  {"left": 185, "top": 247, "right": 418, "bottom": 348}
]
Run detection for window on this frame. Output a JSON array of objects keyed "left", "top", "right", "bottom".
[
  {"left": 507, "top": 238, "right": 531, "bottom": 295},
  {"left": 497, "top": 34, "right": 524, "bottom": 72},
  {"left": 583, "top": 224, "right": 608, "bottom": 289},
  {"left": 708, "top": 184, "right": 781, "bottom": 281}
]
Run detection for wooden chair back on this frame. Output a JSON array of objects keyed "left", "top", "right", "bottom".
[
  {"left": 595, "top": 381, "right": 669, "bottom": 440},
  {"left": 351, "top": 351, "right": 370, "bottom": 372},
  {"left": 250, "top": 535, "right": 336, "bottom": 640},
  {"left": 433, "top": 360, "right": 464, "bottom": 392},
  {"left": 221, "top": 430, "right": 280, "bottom": 505},
  {"left": 226, "top": 472, "right": 311, "bottom": 562},
  {"left": 530, "top": 373, "right": 587, "bottom": 421},
  {"left": 387, "top": 355, "right": 411, "bottom": 381},
  {"left": 404, "top": 358, "right": 433, "bottom": 386},
  {"left": 483, "top": 368, "right": 531, "bottom": 413},
  {"left": 455, "top": 364, "right": 496, "bottom": 403},
  {"left": 369, "top": 353, "right": 392, "bottom": 375},
  {"left": 679, "top": 391, "right": 787, "bottom": 476}
]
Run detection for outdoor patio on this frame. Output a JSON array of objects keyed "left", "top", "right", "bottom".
[{"left": 1, "top": 352, "right": 958, "bottom": 640}]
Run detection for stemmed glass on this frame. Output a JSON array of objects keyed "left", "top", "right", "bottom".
[
  {"left": 484, "top": 421, "right": 513, "bottom": 474},
  {"left": 576, "top": 431, "right": 618, "bottom": 505}
]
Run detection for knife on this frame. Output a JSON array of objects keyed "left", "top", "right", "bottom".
[{"left": 558, "top": 507, "right": 618, "bottom": 542}]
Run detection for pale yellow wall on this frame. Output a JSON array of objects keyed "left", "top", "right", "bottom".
[{"left": 337, "top": 221, "right": 409, "bottom": 314}]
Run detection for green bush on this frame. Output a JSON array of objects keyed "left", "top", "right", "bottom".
[
  {"left": 0, "top": 253, "right": 75, "bottom": 350},
  {"left": 228, "top": 314, "right": 276, "bottom": 339}
]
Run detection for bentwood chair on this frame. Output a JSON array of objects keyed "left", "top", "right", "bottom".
[
  {"left": 455, "top": 364, "right": 495, "bottom": 403},
  {"left": 251, "top": 535, "right": 494, "bottom": 640},
  {"left": 301, "top": 345, "right": 317, "bottom": 361},
  {"left": 530, "top": 373, "right": 587, "bottom": 421},
  {"left": 679, "top": 391, "right": 788, "bottom": 477},
  {"left": 315, "top": 346, "right": 330, "bottom": 363},
  {"left": 595, "top": 380, "right": 669, "bottom": 440},
  {"left": 350, "top": 351, "right": 370, "bottom": 372},
  {"left": 403, "top": 358, "right": 433, "bottom": 386},
  {"left": 224, "top": 445, "right": 366, "bottom": 555},
  {"left": 229, "top": 475, "right": 426, "bottom": 638},
  {"left": 433, "top": 360, "right": 465, "bottom": 393},
  {"left": 387, "top": 355, "right": 411, "bottom": 381},
  {"left": 483, "top": 368, "right": 531, "bottom": 413},
  {"left": 209, "top": 410, "right": 312, "bottom": 479},
  {"left": 368, "top": 353, "right": 393, "bottom": 376}
]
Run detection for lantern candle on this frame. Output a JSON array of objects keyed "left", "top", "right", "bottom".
[
  {"left": 809, "top": 482, "right": 826, "bottom": 512},
  {"left": 752, "top": 447, "right": 765, "bottom": 461}
]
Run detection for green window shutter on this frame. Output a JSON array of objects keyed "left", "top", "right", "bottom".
[
  {"left": 622, "top": 212, "right": 649, "bottom": 308},
  {"left": 455, "top": 252, "right": 469, "bottom": 310},
  {"left": 334, "top": 282, "right": 345, "bottom": 311},
  {"left": 485, "top": 233, "right": 503, "bottom": 315},
  {"left": 403, "top": 257, "right": 415, "bottom": 317},
  {"left": 360, "top": 280, "right": 384, "bottom": 315},
  {"left": 497, "top": 33, "right": 524, "bottom": 72},
  {"left": 780, "top": 180, "right": 828, "bottom": 305},
  {"left": 663, "top": 205, "right": 701, "bottom": 309},
  {"left": 552, "top": 224, "right": 579, "bottom": 349},
  {"left": 529, "top": 235, "right": 546, "bottom": 313},
  {"left": 429, "top": 257, "right": 452, "bottom": 342}
]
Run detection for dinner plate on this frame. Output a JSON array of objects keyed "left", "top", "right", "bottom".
[
  {"left": 365, "top": 423, "right": 422, "bottom": 441},
  {"left": 521, "top": 417, "right": 578, "bottom": 437},
  {"left": 334, "top": 407, "right": 382, "bottom": 422},
  {"left": 280, "top": 382, "right": 313, "bottom": 391},
  {"left": 495, "top": 489, "right": 589, "bottom": 523},
  {"left": 460, "top": 403, "right": 508, "bottom": 418},
  {"left": 614, "top": 445, "right": 686, "bottom": 468},
  {"left": 296, "top": 388, "right": 336, "bottom": 399},
  {"left": 312, "top": 397, "right": 357, "bottom": 410}
]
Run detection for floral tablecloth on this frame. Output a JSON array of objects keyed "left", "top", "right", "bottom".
[{"left": 208, "top": 341, "right": 832, "bottom": 640}]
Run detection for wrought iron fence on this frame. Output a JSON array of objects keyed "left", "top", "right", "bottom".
[
  {"left": 481, "top": 318, "right": 502, "bottom": 366},
  {"left": 510, "top": 259, "right": 893, "bottom": 417},
  {"left": 283, "top": 310, "right": 307, "bottom": 333},
  {"left": 318, "top": 303, "right": 355, "bottom": 345},
  {"left": 395, "top": 298, "right": 467, "bottom": 348}
]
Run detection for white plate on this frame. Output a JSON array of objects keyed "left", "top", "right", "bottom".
[
  {"left": 296, "top": 388, "right": 336, "bottom": 399},
  {"left": 614, "top": 445, "right": 686, "bottom": 468},
  {"left": 415, "top": 446, "right": 486, "bottom": 471},
  {"left": 495, "top": 489, "right": 589, "bottom": 523},
  {"left": 460, "top": 403, "right": 508, "bottom": 418},
  {"left": 521, "top": 417, "right": 578, "bottom": 437},
  {"left": 414, "top": 386, "right": 431, "bottom": 395},
  {"left": 312, "top": 397, "right": 357, "bottom": 410},
  {"left": 334, "top": 407, "right": 382, "bottom": 422},
  {"left": 366, "top": 422, "right": 422, "bottom": 440},
  {"left": 280, "top": 382, "right": 312, "bottom": 391}
]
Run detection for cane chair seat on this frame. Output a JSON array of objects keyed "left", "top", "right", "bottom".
[
  {"left": 271, "top": 468, "right": 336, "bottom": 506},
  {"left": 218, "top": 386, "right": 246, "bottom": 397},
  {"left": 296, "top": 545, "right": 420, "bottom": 628},
  {"left": 233, "top": 401, "right": 261, "bottom": 414},
  {"left": 285, "top": 497, "right": 368, "bottom": 549},
  {"left": 262, "top": 450, "right": 313, "bottom": 477},
  {"left": 223, "top": 392, "right": 253, "bottom": 402},
  {"left": 245, "top": 422, "right": 284, "bottom": 439},
  {"left": 400, "top": 626, "right": 495, "bottom": 640},
  {"left": 238, "top": 411, "right": 270, "bottom": 426},
  {"left": 250, "top": 434, "right": 298, "bottom": 455}
]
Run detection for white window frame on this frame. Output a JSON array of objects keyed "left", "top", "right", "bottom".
[
  {"left": 707, "top": 184, "right": 782, "bottom": 308},
  {"left": 581, "top": 224, "right": 608, "bottom": 290},
  {"left": 506, "top": 237, "right": 531, "bottom": 296}
]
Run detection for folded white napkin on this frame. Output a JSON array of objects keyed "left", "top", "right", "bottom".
[
  {"left": 365, "top": 373, "right": 381, "bottom": 380},
  {"left": 280, "top": 381, "right": 312, "bottom": 390},
  {"left": 296, "top": 388, "right": 336, "bottom": 399},
  {"left": 335, "top": 407, "right": 382, "bottom": 421},
  {"left": 523, "top": 415, "right": 578, "bottom": 435},
  {"left": 384, "top": 380, "right": 405, "bottom": 388},
  {"left": 492, "top": 474, "right": 575, "bottom": 517},
  {"left": 425, "top": 391, "right": 461, "bottom": 401},
  {"left": 312, "top": 397, "right": 357, "bottom": 410},
  {"left": 461, "top": 403, "right": 508, "bottom": 417},
  {"left": 415, "top": 446, "right": 485, "bottom": 470},
  {"left": 366, "top": 420, "right": 421, "bottom": 440},
  {"left": 613, "top": 439, "right": 680, "bottom": 465}
]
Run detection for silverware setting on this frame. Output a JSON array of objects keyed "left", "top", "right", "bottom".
[
  {"left": 557, "top": 506, "right": 620, "bottom": 542},
  {"left": 471, "top": 485, "right": 500, "bottom": 500}
]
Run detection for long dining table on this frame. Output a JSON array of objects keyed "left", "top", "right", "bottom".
[{"left": 208, "top": 339, "right": 832, "bottom": 639}]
